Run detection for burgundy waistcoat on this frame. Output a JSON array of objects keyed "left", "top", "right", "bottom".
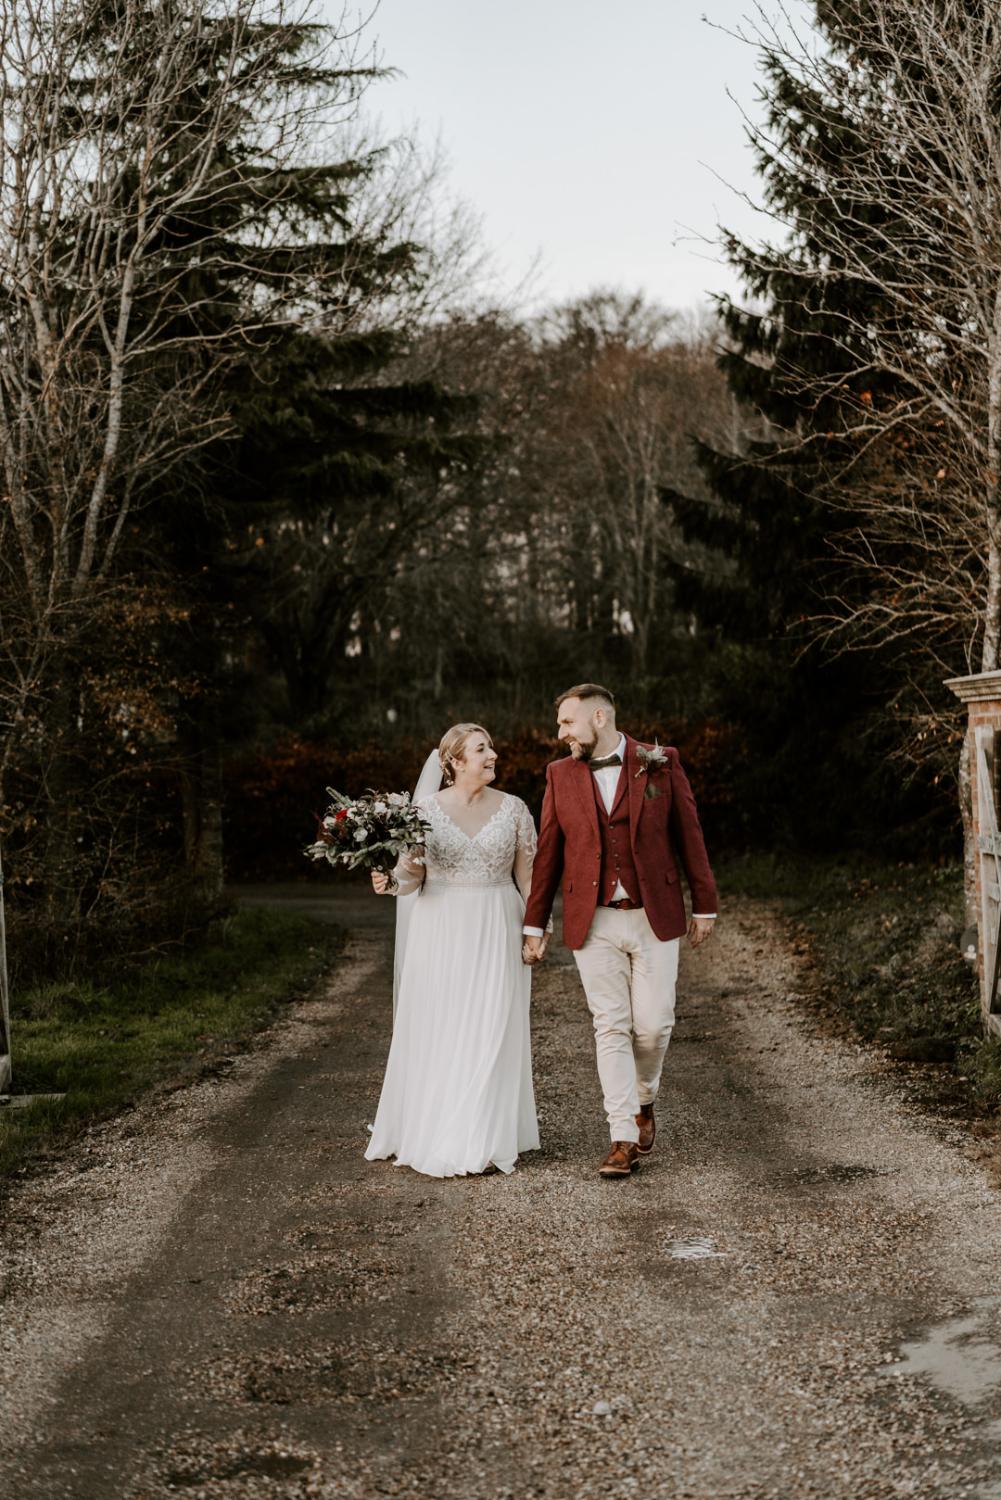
[{"left": 593, "top": 774, "right": 641, "bottom": 905}]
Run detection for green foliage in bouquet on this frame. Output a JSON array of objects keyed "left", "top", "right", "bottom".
[{"left": 305, "top": 789, "right": 431, "bottom": 875}]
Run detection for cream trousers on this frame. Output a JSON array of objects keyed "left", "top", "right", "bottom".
[{"left": 573, "top": 905, "right": 680, "bottom": 1144}]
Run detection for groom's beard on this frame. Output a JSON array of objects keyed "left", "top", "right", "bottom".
[{"left": 569, "top": 736, "right": 598, "bottom": 762}]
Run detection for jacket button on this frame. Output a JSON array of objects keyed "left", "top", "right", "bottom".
[{"left": 592, "top": 880, "right": 598, "bottom": 886}]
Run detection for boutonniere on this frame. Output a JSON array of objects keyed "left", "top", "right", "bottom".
[{"left": 635, "top": 741, "right": 669, "bottom": 799}]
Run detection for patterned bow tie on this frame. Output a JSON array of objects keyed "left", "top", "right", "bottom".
[{"left": 589, "top": 753, "right": 622, "bottom": 771}]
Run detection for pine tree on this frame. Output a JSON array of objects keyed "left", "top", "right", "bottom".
[
  {"left": 661, "top": 2, "right": 955, "bottom": 850},
  {"left": 119, "top": 2, "right": 480, "bottom": 863},
  {"left": 0, "top": 0, "right": 474, "bottom": 936}
]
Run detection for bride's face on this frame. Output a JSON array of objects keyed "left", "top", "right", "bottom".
[{"left": 455, "top": 734, "right": 497, "bottom": 785}]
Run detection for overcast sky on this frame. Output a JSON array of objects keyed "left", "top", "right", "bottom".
[{"left": 343, "top": 1, "right": 814, "bottom": 316}]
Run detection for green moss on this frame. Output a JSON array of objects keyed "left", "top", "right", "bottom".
[
  {"left": 720, "top": 853, "right": 1001, "bottom": 1112},
  {"left": 0, "top": 908, "right": 341, "bottom": 1181}
]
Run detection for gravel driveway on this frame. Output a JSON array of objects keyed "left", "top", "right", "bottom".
[{"left": 3, "top": 891, "right": 1001, "bottom": 1498}]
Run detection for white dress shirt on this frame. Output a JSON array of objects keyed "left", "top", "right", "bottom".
[
  {"left": 592, "top": 732, "right": 631, "bottom": 901},
  {"left": 523, "top": 733, "right": 716, "bottom": 936}
]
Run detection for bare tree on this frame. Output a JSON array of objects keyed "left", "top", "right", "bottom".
[
  {"left": 734, "top": 0, "right": 1001, "bottom": 912},
  {"left": 358, "top": 296, "right": 744, "bottom": 734},
  {"left": 537, "top": 294, "right": 740, "bottom": 676},
  {"left": 347, "top": 128, "right": 491, "bottom": 333},
  {"left": 0, "top": 0, "right": 379, "bottom": 794},
  {"left": 229, "top": 126, "right": 492, "bottom": 725}
]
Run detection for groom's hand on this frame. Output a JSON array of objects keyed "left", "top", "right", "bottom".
[
  {"left": 522, "top": 934, "right": 548, "bottom": 966},
  {"left": 687, "top": 916, "right": 715, "bottom": 948}
]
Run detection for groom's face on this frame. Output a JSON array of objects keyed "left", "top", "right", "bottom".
[{"left": 557, "top": 698, "right": 602, "bottom": 760}]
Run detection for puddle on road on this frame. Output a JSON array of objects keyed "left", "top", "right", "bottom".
[
  {"left": 796, "top": 1163, "right": 884, "bottom": 1185},
  {"left": 194, "top": 1340, "right": 467, "bottom": 1407},
  {"left": 892, "top": 1298, "right": 1001, "bottom": 1406},
  {"left": 165, "top": 1448, "right": 313, "bottom": 1488},
  {"left": 779, "top": 1162, "right": 886, "bottom": 1186},
  {"left": 666, "top": 1236, "right": 725, "bottom": 1261}
]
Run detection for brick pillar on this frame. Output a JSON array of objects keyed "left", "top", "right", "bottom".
[{"left": 945, "top": 670, "right": 1001, "bottom": 1034}]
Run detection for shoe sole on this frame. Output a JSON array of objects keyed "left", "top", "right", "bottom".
[{"left": 599, "top": 1161, "right": 641, "bottom": 1177}]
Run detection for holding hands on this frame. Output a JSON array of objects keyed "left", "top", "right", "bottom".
[
  {"left": 523, "top": 918, "right": 714, "bottom": 962},
  {"left": 688, "top": 915, "right": 715, "bottom": 948},
  {"left": 522, "top": 933, "right": 549, "bottom": 966},
  {"left": 371, "top": 871, "right": 398, "bottom": 895}
]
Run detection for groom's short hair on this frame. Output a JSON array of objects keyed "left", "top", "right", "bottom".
[{"left": 555, "top": 682, "right": 616, "bottom": 712}]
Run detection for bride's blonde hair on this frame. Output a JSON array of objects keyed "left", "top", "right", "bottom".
[{"left": 439, "top": 723, "right": 492, "bottom": 786}]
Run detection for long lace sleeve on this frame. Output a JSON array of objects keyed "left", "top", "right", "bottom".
[
  {"left": 390, "top": 797, "right": 430, "bottom": 896},
  {"left": 392, "top": 846, "right": 426, "bottom": 896},
  {"left": 513, "top": 798, "right": 553, "bottom": 932}
]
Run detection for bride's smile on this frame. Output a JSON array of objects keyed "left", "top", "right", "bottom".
[{"left": 445, "top": 735, "right": 497, "bottom": 800}]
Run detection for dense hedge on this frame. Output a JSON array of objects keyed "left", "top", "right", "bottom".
[{"left": 223, "top": 720, "right": 746, "bottom": 882}]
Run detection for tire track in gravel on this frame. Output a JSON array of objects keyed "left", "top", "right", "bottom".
[
  {"left": 4, "top": 892, "right": 1001, "bottom": 1497},
  {"left": 419, "top": 901, "right": 1001, "bottom": 1500},
  {"left": 1, "top": 910, "right": 460, "bottom": 1500}
]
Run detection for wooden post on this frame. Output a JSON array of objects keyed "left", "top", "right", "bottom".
[
  {"left": 0, "top": 838, "right": 11, "bottom": 1092},
  {"left": 946, "top": 670, "right": 1001, "bottom": 1038}
]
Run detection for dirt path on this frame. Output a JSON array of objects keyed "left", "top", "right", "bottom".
[{"left": 4, "top": 893, "right": 1001, "bottom": 1498}]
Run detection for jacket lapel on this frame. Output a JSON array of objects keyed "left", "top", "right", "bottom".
[
  {"left": 609, "top": 748, "right": 629, "bottom": 817},
  {"left": 571, "top": 755, "right": 600, "bottom": 838},
  {"left": 625, "top": 735, "right": 646, "bottom": 845}
]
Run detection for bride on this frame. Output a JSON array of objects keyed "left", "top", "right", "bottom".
[{"left": 366, "top": 723, "right": 544, "bottom": 1178}]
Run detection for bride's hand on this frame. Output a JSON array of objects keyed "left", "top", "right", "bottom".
[
  {"left": 522, "top": 934, "right": 548, "bottom": 966},
  {"left": 372, "top": 871, "right": 396, "bottom": 895}
]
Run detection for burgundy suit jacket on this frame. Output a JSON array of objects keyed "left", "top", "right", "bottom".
[{"left": 524, "top": 735, "right": 718, "bottom": 950}]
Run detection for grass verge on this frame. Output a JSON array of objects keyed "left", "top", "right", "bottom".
[
  {"left": 720, "top": 852, "right": 1001, "bottom": 1117},
  {"left": 0, "top": 907, "right": 342, "bottom": 1183}
]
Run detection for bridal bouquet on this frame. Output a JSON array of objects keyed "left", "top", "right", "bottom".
[{"left": 305, "top": 788, "right": 431, "bottom": 875}]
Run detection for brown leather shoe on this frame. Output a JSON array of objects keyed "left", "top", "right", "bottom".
[
  {"left": 598, "top": 1141, "right": 640, "bottom": 1177},
  {"left": 636, "top": 1103, "right": 656, "bottom": 1155}
]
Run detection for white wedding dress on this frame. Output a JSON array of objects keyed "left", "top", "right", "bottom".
[{"left": 365, "top": 791, "right": 540, "bottom": 1178}]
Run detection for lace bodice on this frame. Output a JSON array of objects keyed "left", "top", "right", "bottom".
[
  {"left": 419, "top": 793, "right": 537, "bottom": 888},
  {"left": 390, "top": 792, "right": 549, "bottom": 932}
]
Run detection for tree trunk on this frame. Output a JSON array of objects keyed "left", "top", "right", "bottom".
[
  {"left": 180, "top": 731, "right": 225, "bottom": 906},
  {"left": 0, "top": 836, "right": 11, "bottom": 1092},
  {"left": 983, "top": 530, "right": 1001, "bottom": 677},
  {"left": 41, "top": 672, "right": 85, "bottom": 951}
]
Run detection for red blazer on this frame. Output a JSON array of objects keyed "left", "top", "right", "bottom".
[{"left": 524, "top": 735, "right": 718, "bottom": 950}]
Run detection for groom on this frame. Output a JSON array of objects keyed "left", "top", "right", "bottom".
[{"left": 523, "top": 684, "right": 717, "bottom": 1178}]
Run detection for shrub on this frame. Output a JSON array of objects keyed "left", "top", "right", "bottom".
[{"left": 224, "top": 718, "right": 746, "bottom": 882}]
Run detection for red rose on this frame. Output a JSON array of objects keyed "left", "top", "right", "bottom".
[{"left": 335, "top": 809, "right": 348, "bottom": 822}]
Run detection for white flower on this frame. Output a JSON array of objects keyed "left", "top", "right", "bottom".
[
  {"left": 373, "top": 800, "right": 388, "bottom": 815},
  {"left": 354, "top": 827, "right": 368, "bottom": 843},
  {"left": 634, "top": 741, "right": 669, "bottom": 777},
  {"left": 387, "top": 792, "right": 407, "bottom": 806}
]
